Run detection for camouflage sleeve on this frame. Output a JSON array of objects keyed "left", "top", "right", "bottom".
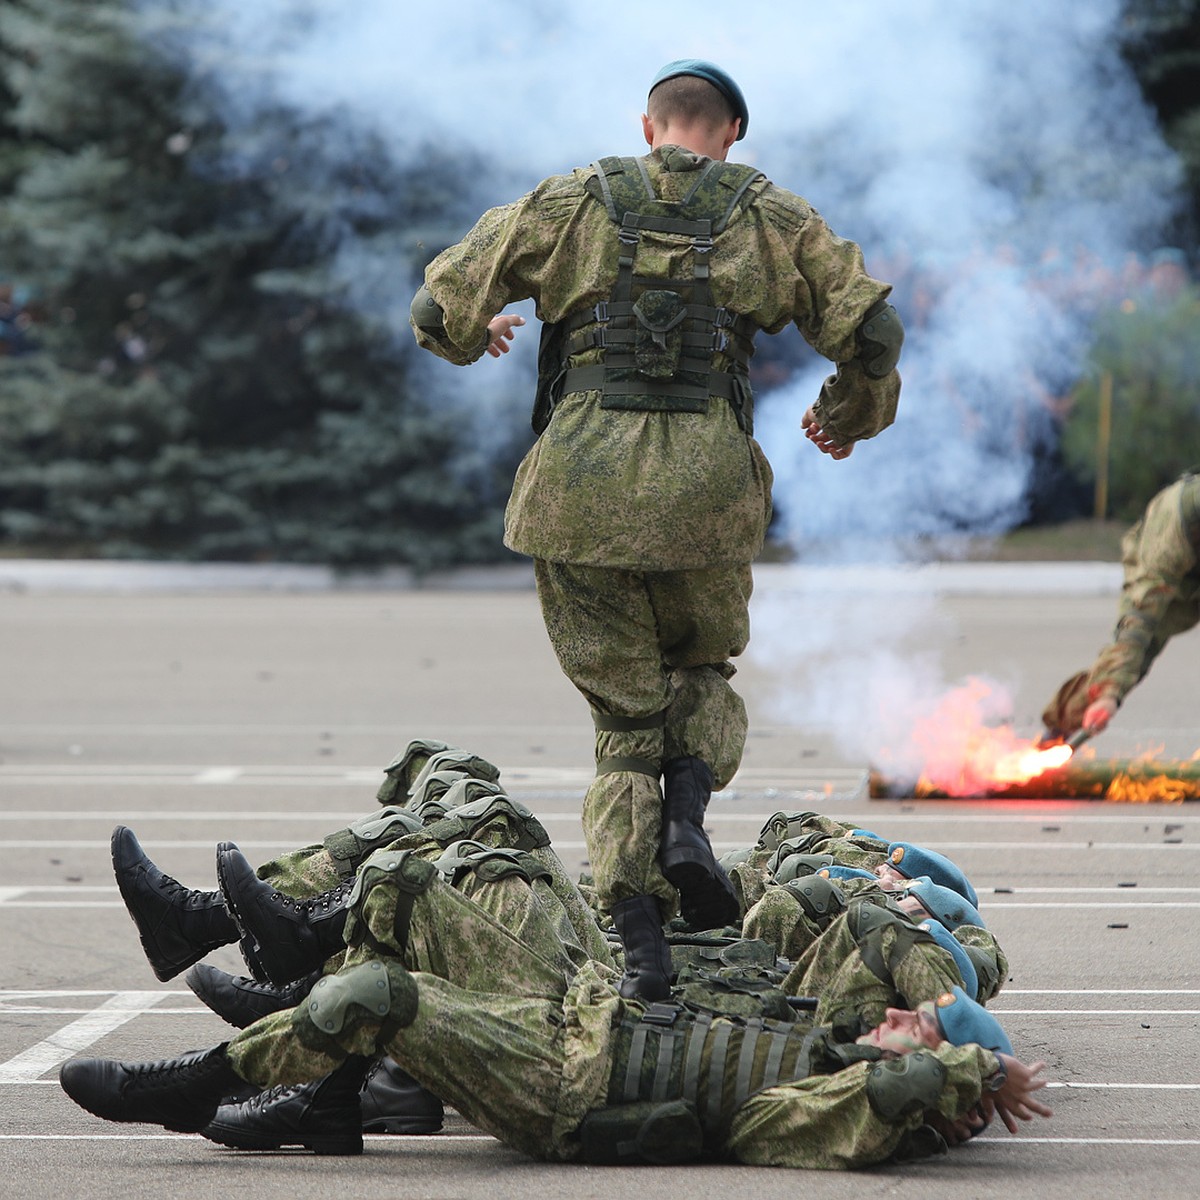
[
  {"left": 758, "top": 189, "right": 901, "bottom": 444},
  {"left": 724, "top": 1042, "right": 997, "bottom": 1169},
  {"left": 1043, "top": 483, "right": 1200, "bottom": 730},
  {"left": 810, "top": 358, "right": 901, "bottom": 446},
  {"left": 1086, "top": 484, "right": 1199, "bottom": 705},
  {"left": 409, "top": 198, "right": 528, "bottom": 365}
]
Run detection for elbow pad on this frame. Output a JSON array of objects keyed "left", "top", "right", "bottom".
[
  {"left": 410, "top": 284, "right": 447, "bottom": 335},
  {"left": 866, "top": 1051, "right": 947, "bottom": 1121},
  {"left": 854, "top": 299, "right": 904, "bottom": 378}
]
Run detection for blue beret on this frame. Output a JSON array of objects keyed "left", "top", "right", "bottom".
[
  {"left": 649, "top": 59, "right": 749, "bottom": 139},
  {"left": 819, "top": 865, "right": 877, "bottom": 883},
  {"left": 904, "top": 877, "right": 984, "bottom": 932},
  {"left": 887, "top": 842, "right": 978, "bottom": 907},
  {"left": 918, "top": 920, "right": 979, "bottom": 1001},
  {"left": 929, "top": 986, "right": 1012, "bottom": 1055}
]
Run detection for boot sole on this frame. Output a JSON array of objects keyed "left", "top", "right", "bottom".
[
  {"left": 204, "top": 1120, "right": 363, "bottom": 1155},
  {"left": 215, "top": 844, "right": 277, "bottom": 985},
  {"left": 363, "top": 1118, "right": 444, "bottom": 1135}
]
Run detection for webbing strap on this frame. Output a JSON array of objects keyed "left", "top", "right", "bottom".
[
  {"left": 706, "top": 1023, "right": 732, "bottom": 1119},
  {"left": 681, "top": 1012, "right": 712, "bottom": 1103},
  {"left": 592, "top": 710, "right": 667, "bottom": 732},
  {"left": 762, "top": 1027, "right": 788, "bottom": 1089},
  {"left": 596, "top": 755, "right": 661, "bottom": 778},
  {"left": 392, "top": 888, "right": 416, "bottom": 955},
  {"left": 653, "top": 1030, "right": 678, "bottom": 1102},
  {"left": 733, "top": 1019, "right": 763, "bottom": 1107},
  {"left": 562, "top": 365, "right": 742, "bottom": 401},
  {"left": 623, "top": 1024, "right": 650, "bottom": 1100}
]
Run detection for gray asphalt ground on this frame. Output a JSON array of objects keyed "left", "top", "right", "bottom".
[{"left": 1, "top": 560, "right": 1197, "bottom": 1199}]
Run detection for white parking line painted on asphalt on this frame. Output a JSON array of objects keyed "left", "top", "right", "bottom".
[
  {"left": 1046, "top": 1082, "right": 1200, "bottom": 1089},
  {"left": 193, "top": 767, "right": 244, "bottom": 784},
  {"left": 990, "top": 1009, "right": 1200, "bottom": 1015},
  {"left": 0, "top": 839, "right": 1196, "bottom": 854},
  {"left": 2, "top": 806, "right": 1199, "bottom": 826},
  {"left": 0, "top": 992, "right": 172, "bottom": 1081}
]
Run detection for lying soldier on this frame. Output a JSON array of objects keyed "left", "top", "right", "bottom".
[{"left": 62, "top": 848, "right": 1050, "bottom": 1167}]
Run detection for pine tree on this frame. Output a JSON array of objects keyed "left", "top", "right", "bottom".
[{"left": 0, "top": 0, "right": 522, "bottom": 566}]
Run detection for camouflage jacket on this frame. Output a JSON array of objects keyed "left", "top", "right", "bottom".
[
  {"left": 1043, "top": 473, "right": 1200, "bottom": 730},
  {"left": 412, "top": 145, "right": 900, "bottom": 569}
]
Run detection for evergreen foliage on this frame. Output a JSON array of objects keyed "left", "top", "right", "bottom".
[
  {"left": 1120, "top": 0, "right": 1200, "bottom": 250},
  {"left": 0, "top": 0, "right": 524, "bottom": 566},
  {"left": 1061, "top": 282, "right": 1200, "bottom": 519}
]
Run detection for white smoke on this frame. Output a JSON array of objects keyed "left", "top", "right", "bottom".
[{"left": 144, "top": 0, "right": 1182, "bottom": 759}]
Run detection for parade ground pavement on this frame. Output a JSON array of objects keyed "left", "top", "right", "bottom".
[{"left": 0, "top": 560, "right": 1196, "bottom": 1200}]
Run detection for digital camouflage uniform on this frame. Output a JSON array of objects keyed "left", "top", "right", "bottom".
[
  {"left": 239, "top": 744, "right": 615, "bottom": 973},
  {"left": 222, "top": 856, "right": 1007, "bottom": 1169},
  {"left": 412, "top": 144, "right": 900, "bottom": 917},
  {"left": 1043, "top": 471, "right": 1200, "bottom": 736},
  {"left": 741, "top": 888, "right": 966, "bottom": 1031},
  {"left": 726, "top": 810, "right": 892, "bottom": 911}
]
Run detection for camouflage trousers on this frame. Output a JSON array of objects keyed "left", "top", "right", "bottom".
[
  {"left": 534, "top": 558, "right": 751, "bottom": 912},
  {"left": 225, "top": 859, "right": 621, "bottom": 1161}
]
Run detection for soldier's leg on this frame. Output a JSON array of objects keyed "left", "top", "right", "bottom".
[
  {"left": 647, "top": 567, "right": 751, "bottom": 929},
  {"left": 347, "top": 849, "right": 574, "bottom": 997},
  {"left": 742, "top": 883, "right": 831, "bottom": 961},
  {"left": 225, "top": 966, "right": 579, "bottom": 1161},
  {"left": 533, "top": 559, "right": 674, "bottom": 1000}
]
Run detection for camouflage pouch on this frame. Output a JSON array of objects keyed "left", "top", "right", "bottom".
[
  {"left": 578, "top": 1100, "right": 704, "bottom": 1165},
  {"left": 667, "top": 934, "right": 778, "bottom": 974},
  {"left": 672, "top": 963, "right": 793, "bottom": 1022},
  {"left": 632, "top": 289, "right": 686, "bottom": 379}
]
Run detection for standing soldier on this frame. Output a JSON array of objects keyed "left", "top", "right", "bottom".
[
  {"left": 1041, "top": 469, "right": 1200, "bottom": 743},
  {"left": 410, "top": 60, "right": 903, "bottom": 1000}
]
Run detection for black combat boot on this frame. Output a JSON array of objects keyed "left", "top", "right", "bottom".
[
  {"left": 360, "top": 1058, "right": 444, "bottom": 1135},
  {"left": 60, "top": 1043, "right": 242, "bottom": 1132},
  {"left": 202, "top": 1055, "right": 372, "bottom": 1155},
  {"left": 111, "top": 825, "right": 240, "bottom": 982},
  {"left": 610, "top": 894, "right": 672, "bottom": 1003},
  {"left": 659, "top": 756, "right": 740, "bottom": 930},
  {"left": 216, "top": 843, "right": 352, "bottom": 986},
  {"left": 185, "top": 962, "right": 322, "bottom": 1028}
]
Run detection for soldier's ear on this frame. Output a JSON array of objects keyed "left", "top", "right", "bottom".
[{"left": 642, "top": 113, "right": 655, "bottom": 147}]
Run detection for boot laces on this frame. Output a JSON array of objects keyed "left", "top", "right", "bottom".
[
  {"left": 242, "top": 1082, "right": 308, "bottom": 1111},
  {"left": 269, "top": 882, "right": 353, "bottom": 916},
  {"left": 126, "top": 1050, "right": 213, "bottom": 1089},
  {"left": 157, "top": 871, "right": 213, "bottom": 908}
]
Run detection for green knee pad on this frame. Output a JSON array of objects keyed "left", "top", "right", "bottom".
[
  {"left": 866, "top": 1051, "right": 947, "bottom": 1121},
  {"left": 432, "top": 839, "right": 552, "bottom": 887},
  {"left": 293, "top": 959, "right": 417, "bottom": 1053},
  {"left": 344, "top": 849, "right": 438, "bottom": 954},
  {"left": 771, "top": 851, "right": 835, "bottom": 884},
  {"left": 782, "top": 875, "right": 845, "bottom": 924},
  {"left": 323, "top": 807, "right": 426, "bottom": 879}
]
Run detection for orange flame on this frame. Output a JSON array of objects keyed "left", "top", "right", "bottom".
[{"left": 907, "top": 677, "right": 1075, "bottom": 797}]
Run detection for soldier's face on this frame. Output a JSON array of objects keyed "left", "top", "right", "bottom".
[
  {"left": 857, "top": 1007, "right": 944, "bottom": 1056},
  {"left": 873, "top": 863, "right": 907, "bottom": 891},
  {"left": 895, "top": 892, "right": 933, "bottom": 922}
]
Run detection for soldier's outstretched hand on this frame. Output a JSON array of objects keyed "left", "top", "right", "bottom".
[
  {"left": 981, "top": 1054, "right": 1053, "bottom": 1133},
  {"left": 802, "top": 405, "right": 854, "bottom": 459},
  {"left": 485, "top": 313, "right": 526, "bottom": 357},
  {"left": 1082, "top": 696, "right": 1118, "bottom": 734}
]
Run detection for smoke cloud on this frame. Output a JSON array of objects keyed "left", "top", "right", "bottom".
[{"left": 146, "top": 0, "right": 1182, "bottom": 759}]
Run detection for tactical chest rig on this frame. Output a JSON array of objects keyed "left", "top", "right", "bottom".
[{"left": 533, "top": 155, "right": 764, "bottom": 435}]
